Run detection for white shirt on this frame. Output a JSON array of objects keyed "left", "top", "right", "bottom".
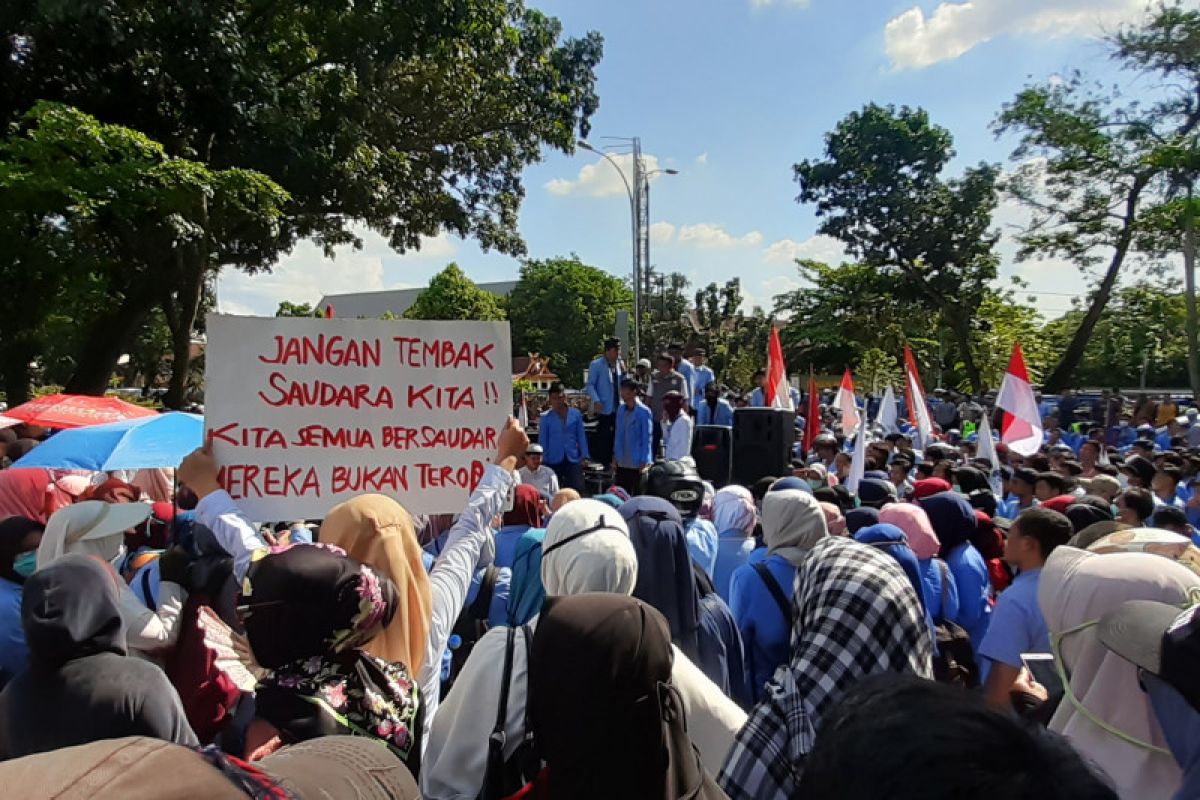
[
  {"left": 518, "top": 464, "right": 559, "bottom": 497},
  {"left": 662, "top": 413, "right": 694, "bottom": 461}
]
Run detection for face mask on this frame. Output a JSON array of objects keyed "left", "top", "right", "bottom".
[
  {"left": 808, "top": 479, "right": 824, "bottom": 491},
  {"left": 1111, "top": 503, "right": 1120, "bottom": 517},
  {"left": 952, "top": 484, "right": 962, "bottom": 493},
  {"left": 1052, "top": 618, "right": 1175, "bottom": 757},
  {"left": 12, "top": 551, "right": 36, "bottom": 578},
  {"left": 1118, "top": 473, "right": 1130, "bottom": 490}
]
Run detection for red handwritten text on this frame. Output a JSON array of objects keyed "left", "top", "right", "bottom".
[
  {"left": 259, "top": 335, "right": 381, "bottom": 368},
  {"left": 393, "top": 338, "right": 495, "bottom": 370},
  {"left": 259, "top": 373, "right": 395, "bottom": 409}
]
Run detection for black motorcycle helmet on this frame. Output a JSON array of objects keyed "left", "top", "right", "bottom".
[{"left": 642, "top": 459, "right": 704, "bottom": 519}]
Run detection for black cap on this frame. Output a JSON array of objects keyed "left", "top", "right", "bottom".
[
  {"left": 1099, "top": 601, "right": 1200, "bottom": 713},
  {"left": 1012, "top": 467, "right": 1038, "bottom": 487},
  {"left": 604, "top": 337, "right": 621, "bottom": 350}
]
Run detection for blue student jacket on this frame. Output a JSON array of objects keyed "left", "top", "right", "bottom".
[
  {"left": 586, "top": 357, "right": 624, "bottom": 416},
  {"left": 538, "top": 407, "right": 589, "bottom": 465},
  {"left": 614, "top": 401, "right": 654, "bottom": 468}
]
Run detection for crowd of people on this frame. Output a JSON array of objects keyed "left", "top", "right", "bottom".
[{"left": 2, "top": 342, "right": 1200, "bottom": 798}]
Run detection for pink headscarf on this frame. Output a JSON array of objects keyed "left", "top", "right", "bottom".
[
  {"left": 712, "top": 486, "right": 756, "bottom": 536},
  {"left": 879, "top": 503, "right": 940, "bottom": 560},
  {"left": 0, "top": 468, "right": 70, "bottom": 525},
  {"left": 818, "top": 502, "right": 847, "bottom": 537}
]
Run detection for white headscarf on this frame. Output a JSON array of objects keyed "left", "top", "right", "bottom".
[
  {"left": 36, "top": 500, "right": 151, "bottom": 568},
  {"left": 762, "top": 489, "right": 829, "bottom": 567},
  {"left": 1040, "top": 546, "right": 1200, "bottom": 799},
  {"left": 541, "top": 498, "right": 637, "bottom": 596},
  {"left": 712, "top": 486, "right": 756, "bottom": 537}
]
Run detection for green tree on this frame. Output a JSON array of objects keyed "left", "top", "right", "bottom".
[
  {"left": 643, "top": 271, "right": 694, "bottom": 359},
  {"left": 857, "top": 348, "right": 901, "bottom": 396},
  {"left": 995, "top": 3, "right": 1200, "bottom": 392},
  {"left": 0, "top": 102, "right": 286, "bottom": 404},
  {"left": 794, "top": 103, "right": 1000, "bottom": 392},
  {"left": 275, "top": 301, "right": 315, "bottom": 317},
  {"left": 404, "top": 263, "right": 507, "bottom": 322},
  {"left": 2, "top": 0, "right": 603, "bottom": 405},
  {"left": 506, "top": 256, "right": 631, "bottom": 387},
  {"left": 1041, "top": 281, "right": 1188, "bottom": 388}
]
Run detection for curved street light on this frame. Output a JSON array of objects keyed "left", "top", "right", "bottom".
[{"left": 577, "top": 139, "right": 678, "bottom": 361}]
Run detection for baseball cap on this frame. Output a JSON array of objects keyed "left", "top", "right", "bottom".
[
  {"left": 526, "top": 443, "right": 544, "bottom": 455},
  {"left": 1099, "top": 601, "right": 1200, "bottom": 713},
  {"left": 637, "top": 358, "right": 651, "bottom": 368}
]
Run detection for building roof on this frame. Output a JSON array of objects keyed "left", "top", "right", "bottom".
[{"left": 317, "top": 280, "right": 518, "bottom": 319}]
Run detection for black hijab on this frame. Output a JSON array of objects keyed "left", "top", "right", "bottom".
[
  {"left": 0, "top": 516, "right": 42, "bottom": 584},
  {"left": 619, "top": 497, "right": 702, "bottom": 661},
  {"left": 242, "top": 544, "right": 423, "bottom": 769},
  {"left": 529, "top": 594, "right": 725, "bottom": 800},
  {"left": 22, "top": 554, "right": 126, "bottom": 667},
  {"left": 1064, "top": 496, "right": 1114, "bottom": 535}
]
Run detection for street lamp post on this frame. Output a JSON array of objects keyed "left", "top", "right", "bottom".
[{"left": 578, "top": 138, "right": 677, "bottom": 362}]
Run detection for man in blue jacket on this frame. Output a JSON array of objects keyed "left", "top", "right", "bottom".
[
  {"left": 538, "top": 382, "right": 589, "bottom": 492},
  {"left": 586, "top": 337, "right": 624, "bottom": 468},
  {"left": 696, "top": 382, "right": 734, "bottom": 427},
  {"left": 613, "top": 378, "right": 653, "bottom": 496}
]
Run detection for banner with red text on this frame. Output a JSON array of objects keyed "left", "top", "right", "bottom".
[{"left": 204, "top": 314, "right": 511, "bottom": 520}]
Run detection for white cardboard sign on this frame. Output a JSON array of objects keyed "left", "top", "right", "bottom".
[{"left": 204, "top": 314, "right": 511, "bottom": 520}]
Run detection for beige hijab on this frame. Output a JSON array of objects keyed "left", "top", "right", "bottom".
[
  {"left": 320, "top": 494, "right": 433, "bottom": 674},
  {"left": 541, "top": 498, "right": 638, "bottom": 596},
  {"left": 761, "top": 489, "right": 829, "bottom": 567},
  {"left": 1040, "top": 546, "right": 1200, "bottom": 799}
]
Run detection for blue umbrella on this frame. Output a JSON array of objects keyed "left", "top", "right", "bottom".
[{"left": 15, "top": 412, "right": 204, "bottom": 471}]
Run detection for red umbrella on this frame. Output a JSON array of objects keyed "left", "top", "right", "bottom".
[{"left": 4, "top": 394, "right": 157, "bottom": 429}]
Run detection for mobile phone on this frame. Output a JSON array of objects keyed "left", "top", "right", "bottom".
[{"left": 1020, "top": 653, "right": 1063, "bottom": 696}]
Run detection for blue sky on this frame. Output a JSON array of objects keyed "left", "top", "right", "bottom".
[{"left": 217, "top": 0, "right": 1148, "bottom": 321}]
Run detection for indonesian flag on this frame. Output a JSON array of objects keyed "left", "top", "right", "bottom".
[
  {"left": 996, "top": 343, "right": 1043, "bottom": 456},
  {"left": 904, "top": 345, "right": 933, "bottom": 448},
  {"left": 765, "top": 327, "right": 794, "bottom": 411},
  {"left": 876, "top": 385, "right": 899, "bottom": 434},
  {"left": 518, "top": 392, "right": 529, "bottom": 429},
  {"left": 835, "top": 369, "right": 860, "bottom": 436},
  {"left": 325, "top": 304, "right": 335, "bottom": 318},
  {"left": 803, "top": 367, "right": 819, "bottom": 453}
]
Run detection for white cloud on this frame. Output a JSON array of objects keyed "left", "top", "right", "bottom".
[
  {"left": 544, "top": 153, "right": 668, "bottom": 198},
  {"left": 763, "top": 274, "right": 804, "bottom": 295},
  {"left": 884, "top": 0, "right": 1143, "bottom": 70},
  {"left": 216, "top": 225, "right": 454, "bottom": 317},
  {"left": 695, "top": 152, "right": 709, "bottom": 166},
  {"left": 762, "top": 234, "right": 847, "bottom": 265},
  {"left": 649, "top": 221, "right": 676, "bottom": 244},
  {"left": 677, "top": 223, "right": 764, "bottom": 249}
]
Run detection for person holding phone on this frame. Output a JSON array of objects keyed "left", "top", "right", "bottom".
[{"left": 979, "top": 508, "right": 1073, "bottom": 709}]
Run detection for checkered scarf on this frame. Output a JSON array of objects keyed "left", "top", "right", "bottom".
[{"left": 719, "top": 536, "right": 933, "bottom": 799}]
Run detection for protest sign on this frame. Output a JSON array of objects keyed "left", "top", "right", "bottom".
[{"left": 204, "top": 314, "right": 511, "bottom": 520}]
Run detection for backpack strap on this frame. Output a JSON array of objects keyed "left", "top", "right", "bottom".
[
  {"left": 936, "top": 559, "right": 951, "bottom": 624},
  {"left": 469, "top": 565, "right": 499, "bottom": 621},
  {"left": 752, "top": 562, "right": 792, "bottom": 627},
  {"left": 517, "top": 624, "right": 538, "bottom": 774},
  {"left": 482, "top": 626, "right": 518, "bottom": 800},
  {"left": 140, "top": 567, "right": 155, "bottom": 609}
]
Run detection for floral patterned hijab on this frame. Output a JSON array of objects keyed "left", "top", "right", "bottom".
[{"left": 240, "top": 543, "right": 423, "bottom": 771}]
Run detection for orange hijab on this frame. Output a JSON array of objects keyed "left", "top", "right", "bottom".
[{"left": 319, "top": 494, "right": 433, "bottom": 673}]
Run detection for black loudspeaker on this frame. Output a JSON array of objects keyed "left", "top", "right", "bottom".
[
  {"left": 692, "top": 425, "right": 733, "bottom": 487},
  {"left": 732, "top": 408, "right": 793, "bottom": 486}
]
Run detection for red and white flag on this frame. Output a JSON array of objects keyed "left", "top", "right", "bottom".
[
  {"left": 765, "top": 328, "right": 794, "bottom": 411},
  {"left": 835, "top": 368, "right": 860, "bottom": 436},
  {"left": 996, "top": 343, "right": 1043, "bottom": 456},
  {"left": 904, "top": 345, "right": 933, "bottom": 448},
  {"left": 518, "top": 392, "right": 529, "bottom": 429}
]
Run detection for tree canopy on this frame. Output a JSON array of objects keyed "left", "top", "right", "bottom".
[
  {"left": 404, "top": 264, "right": 507, "bottom": 322},
  {"left": 507, "top": 256, "right": 631, "bottom": 386},
  {"left": 794, "top": 103, "right": 1000, "bottom": 391}
]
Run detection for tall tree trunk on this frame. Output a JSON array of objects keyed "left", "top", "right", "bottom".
[
  {"left": 63, "top": 288, "right": 157, "bottom": 396},
  {"left": 1041, "top": 176, "right": 1148, "bottom": 393},
  {"left": 1184, "top": 188, "right": 1200, "bottom": 399},
  {"left": 948, "top": 313, "right": 983, "bottom": 395},
  {"left": 0, "top": 341, "right": 36, "bottom": 407},
  {"left": 162, "top": 256, "right": 205, "bottom": 410}
]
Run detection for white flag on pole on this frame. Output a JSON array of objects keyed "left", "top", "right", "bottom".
[
  {"left": 976, "top": 414, "right": 1004, "bottom": 496},
  {"left": 846, "top": 419, "right": 868, "bottom": 495},
  {"left": 876, "top": 385, "right": 898, "bottom": 434}
]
